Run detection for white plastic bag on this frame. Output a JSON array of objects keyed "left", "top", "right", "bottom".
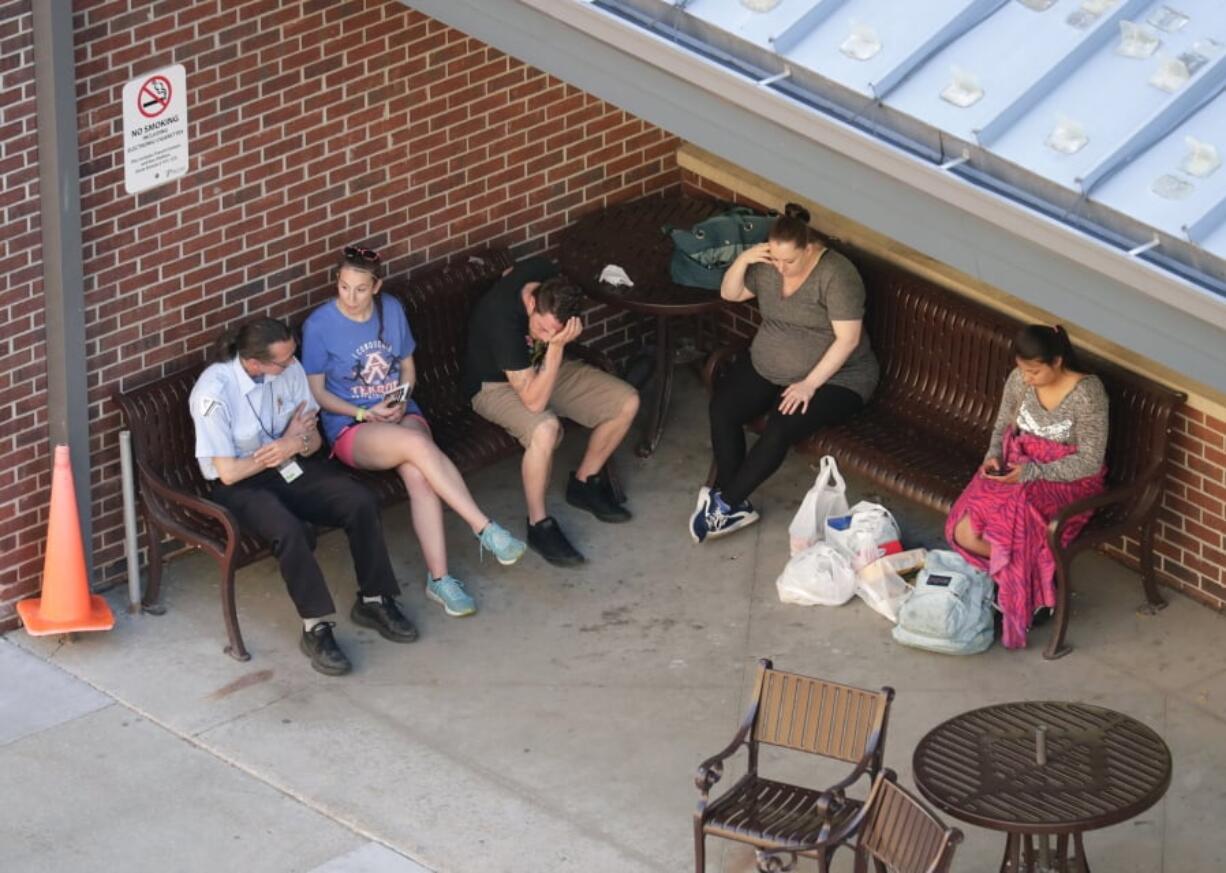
[
  {"left": 776, "top": 543, "right": 857, "bottom": 606},
  {"left": 787, "top": 455, "right": 849, "bottom": 556},
  {"left": 855, "top": 551, "right": 923, "bottom": 623},
  {"left": 825, "top": 501, "right": 902, "bottom": 569}
]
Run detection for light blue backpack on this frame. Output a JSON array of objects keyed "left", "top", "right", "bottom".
[{"left": 892, "top": 550, "right": 995, "bottom": 655}]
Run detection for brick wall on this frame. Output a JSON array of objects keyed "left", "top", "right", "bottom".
[
  {"left": 1143, "top": 408, "right": 1226, "bottom": 607},
  {"left": 0, "top": 2, "right": 52, "bottom": 628},
  {"left": 0, "top": 0, "right": 679, "bottom": 631},
  {"left": 682, "top": 168, "right": 1226, "bottom": 612}
]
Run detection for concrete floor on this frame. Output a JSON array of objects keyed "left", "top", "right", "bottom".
[{"left": 4, "top": 370, "right": 1226, "bottom": 873}]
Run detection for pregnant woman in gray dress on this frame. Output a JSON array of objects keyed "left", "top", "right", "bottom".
[{"left": 691, "top": 203, "right": 879, "bottom": 543}]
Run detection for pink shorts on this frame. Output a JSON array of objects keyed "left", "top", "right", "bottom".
[{"left": 331, "top": 414, "right": 431, "bottom": 468}]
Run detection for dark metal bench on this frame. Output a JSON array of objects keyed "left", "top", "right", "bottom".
[
  {"left": 114, "top": 249, "right": 619, "bottom": 660},
  {"left": 704, "top": 245, "right": 1185, "bottom": 660}
]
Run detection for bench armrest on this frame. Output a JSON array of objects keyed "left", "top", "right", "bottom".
[
  {"left": 136, "top": 460, "right": 242, "bottom": 555},
  {"left": 702, "top": 339, "right": 750, "bottom": 394},
  {"left": 1045, "top": 458, "right": 1165, "bottom": 552}
]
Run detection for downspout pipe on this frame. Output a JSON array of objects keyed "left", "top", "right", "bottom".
[{"left": 33, "top": 2, "right": 93, "bottom": 582}]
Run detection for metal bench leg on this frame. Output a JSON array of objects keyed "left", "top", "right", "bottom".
[
  {"left": 140, "top": 518, "right": 167, "bottom": 615},
  {"left": 1136, "top": 518, "right": 1167, "bottom": 615},
  {"left": 220, "top": 563, "right": 250, "bottom": 661},
  {"left": 1044, "top": 558, "right": 1074, "bottom": 660}
]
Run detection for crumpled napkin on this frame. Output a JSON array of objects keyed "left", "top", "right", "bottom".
[{"left": 599, "top": 264, "right": 634, "bottom": 287}]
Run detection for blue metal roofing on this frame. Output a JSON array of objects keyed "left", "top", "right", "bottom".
[{"left": 598, "top": 0, "right": 1226, "bottom": 293}]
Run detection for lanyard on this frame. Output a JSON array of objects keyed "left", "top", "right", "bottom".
[{"left": 244, "top": 385, "right": 279, "bottom": 442}]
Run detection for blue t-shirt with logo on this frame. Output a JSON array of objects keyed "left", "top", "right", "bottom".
[{"left": 301, "top": 295, "right": 421, "bottom": 444}]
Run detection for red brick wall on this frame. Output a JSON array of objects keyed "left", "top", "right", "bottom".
[
  {"left": 683, "top": 170, "right": 1226, "bottom": 611},
  {"left": 0, "top": 0, "right": 679, "bottom": 630},
  {"left": 1144, "top": 408, "right": 1226, "bottom": 607},
  {"left": 0, "top": 2, "right": 53, "bottom": 628}
]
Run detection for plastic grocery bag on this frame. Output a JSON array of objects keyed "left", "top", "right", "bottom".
[
  {"left": 787, "top": 455, "right": 849, "bottom": 556},
  {"left": 855, "top": 550, "right": 924, "bottom": 623},
  {"left": 776, "top": 543, "right": 857, "bottom": 606},
  {"left": 825, "top": 501, "right": 902, "bottom": 569}
]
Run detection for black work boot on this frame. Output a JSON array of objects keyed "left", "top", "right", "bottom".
[
  {"left": 299, "top": 621, "right": 352, "bottom": 676},
  {"left": 350, "top": 595, "right": 419, "bottom": 643},
  {"left": 566, "top": 472, "right": 632, "bottom": 523},
  {"left": 527, "top": 516, "right": 586, "bottom": 567}
]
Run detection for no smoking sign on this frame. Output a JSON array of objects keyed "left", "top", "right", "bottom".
[{"left": 122, "top": 64, "right": 189, "bottom": 195}]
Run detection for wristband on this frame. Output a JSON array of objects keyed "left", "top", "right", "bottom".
[{"left": 355, "top": 408, "right": 366, "bottom": 423}]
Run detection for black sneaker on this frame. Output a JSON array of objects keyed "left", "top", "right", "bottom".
[
  {"left": 299, "top": 621, "right": 352, "bottom": 676},
  {"left": 1031, "top": 606, "right": 1054, "bottom": 628},
  {"left": 566, "top": 472, "right": 632, "bottom": 523},
  {"left": 351, "top": 595, "right": 419, "bottom": 643},
  {"left": 591, "top": 466, "right": 627, "bottom": 506},
  {"left": 527, "top": 516, "right": 586, "bottom": 567}
]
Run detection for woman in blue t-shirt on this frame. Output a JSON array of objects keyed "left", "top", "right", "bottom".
[{"left": 302, "top": 246, "right": 525, "bottom": 618}]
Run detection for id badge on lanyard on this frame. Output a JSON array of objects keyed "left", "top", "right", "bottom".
[{"left": 247, "top": 386, "right": 305, "bottom": 483}]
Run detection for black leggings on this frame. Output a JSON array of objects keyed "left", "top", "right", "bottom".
[{"left": 710, "top": 355, "right": 863, "bottom": 506}]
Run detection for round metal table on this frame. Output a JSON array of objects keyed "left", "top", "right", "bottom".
[
  {"left": 913, "top": 701, "right": 1171, "bottom": 872},
  {"left": 558, "top": 194, "right": 727, "bottom": 457}
]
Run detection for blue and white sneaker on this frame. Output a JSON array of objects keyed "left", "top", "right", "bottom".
[
  {"left": 690, "top": 486, "right": 714, "bottom": 543},
  {"left": 477, "top": 521, "right": 526, "bottom": 566},
  {"left": 691, "top": 487, "right": 760, "bottom": 544},
  {"left": 425, "top": 573, "right": 477, "bottom": 617}
]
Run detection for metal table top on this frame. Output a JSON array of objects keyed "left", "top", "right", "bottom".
[
  {"left": 557, "top": 193, "right": 729, "bottom": 317},
  {"left": 913, "top": 701, "right": 1172, "bottom": 835}
]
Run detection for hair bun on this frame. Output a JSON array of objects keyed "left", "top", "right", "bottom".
[{"left": 783, "top": 202, "right": 811, "bottom": 224}]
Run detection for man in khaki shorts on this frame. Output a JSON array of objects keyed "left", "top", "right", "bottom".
[{"left": 463, "top": 257, "right": 639, "bottom": 566}]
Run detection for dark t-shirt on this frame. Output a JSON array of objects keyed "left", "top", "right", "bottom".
[{"left": 463, "top": 257, "right": 559, "bottom": 398}]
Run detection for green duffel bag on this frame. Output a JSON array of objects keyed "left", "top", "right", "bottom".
[{"left": 665, "top": 206, "right": 774, "bottom": 290}]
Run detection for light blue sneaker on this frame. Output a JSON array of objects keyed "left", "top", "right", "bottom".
[
  {"left": 477, "top": 521, "right": 527, "bottom": 566},
  {"left": 425, "top": 573, "right": 477, "bottom": 617}
]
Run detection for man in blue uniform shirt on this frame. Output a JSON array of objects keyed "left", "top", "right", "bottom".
[{"left": 190, "top": 316, "right": 416, "bottom": 675}]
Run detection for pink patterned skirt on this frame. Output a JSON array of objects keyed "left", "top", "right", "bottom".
[{"left": 945, "top": 428, "right": 1106, "bottom": 649}]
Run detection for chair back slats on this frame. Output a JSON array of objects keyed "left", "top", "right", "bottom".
[
  {"left": 859, "top": 777, "right": 959, "bottom": 873},
  {"left": 753, "top": 669, "right": 884, "bottom": 763}
]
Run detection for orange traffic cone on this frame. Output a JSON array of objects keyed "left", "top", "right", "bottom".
[{"left": 17, "top": 445, "right": 114, "bottom": 635}]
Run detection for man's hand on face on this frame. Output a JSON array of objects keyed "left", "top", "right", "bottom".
[{"left": 548, "top": 316, "right": 583, "bottom": 347}]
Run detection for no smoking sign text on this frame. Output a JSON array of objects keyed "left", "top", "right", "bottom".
[{"left": 122, "top": 65, "right": 189, "bottom": 195}]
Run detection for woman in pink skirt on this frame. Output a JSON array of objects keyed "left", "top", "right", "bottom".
[{"left": 946, "top": 325, "right": 1108, "bottom": 649}]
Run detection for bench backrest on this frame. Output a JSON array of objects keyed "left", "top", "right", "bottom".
[
  {"left": 114, "top": 363, "right": 211, "bottom": 501},
  {"left": 115, "top": 249, "right": 516, "bottom": 498},
  {"left": 856, "top": 254, "right": 1185, "bottom": 490},
  {"left": 392, "top": 248, "right": 514, "bottom": 429}
]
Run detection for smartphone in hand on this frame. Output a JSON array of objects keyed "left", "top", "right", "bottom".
[{"left": 383, "top": 382, "right": 412, "bottom": 406}]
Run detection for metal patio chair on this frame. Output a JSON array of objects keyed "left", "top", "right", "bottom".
[{"left": 694, "top": 659, "right": 894, "bottom": 873}]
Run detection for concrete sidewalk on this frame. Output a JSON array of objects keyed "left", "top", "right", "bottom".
[{"left": 5, "top": 371, "right": 1226, "bottom": 872}]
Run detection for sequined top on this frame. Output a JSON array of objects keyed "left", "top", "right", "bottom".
[{"left": 986, "top": 368, "right": 1109, "bottom": 483}]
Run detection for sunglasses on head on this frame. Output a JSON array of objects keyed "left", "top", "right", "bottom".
[{"left": 344, "top": 245, "right": 381, "bottom": 264}]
